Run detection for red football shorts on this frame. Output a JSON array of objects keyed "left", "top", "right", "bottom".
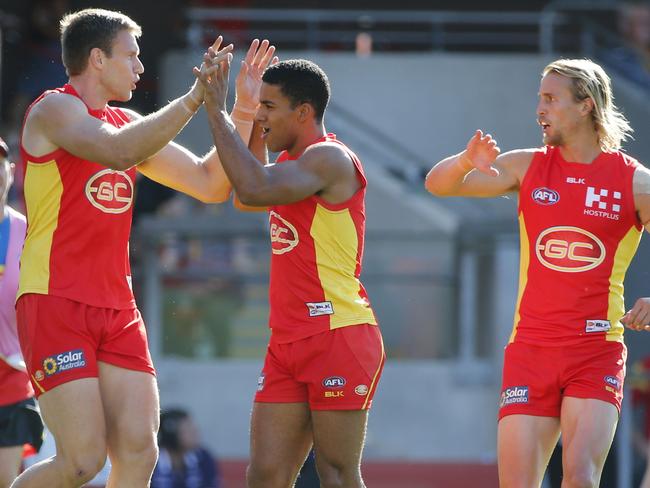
[
  {"left": 498, "top": 340, "right": 626, "bottom": 420},
  {"left": 255, "top": 324, "right": 385, "bottom": 410},
  {"left": 16, "top": 293, "right": 155, "bottom": 397}
]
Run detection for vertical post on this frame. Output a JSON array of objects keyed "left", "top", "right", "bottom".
[
  {"left": 143, "top": 245, "right": 163, "bottom": 361},
  {"left": 458, "top": 249, "right": 477, "bottom": 363},
  {"left": 617, "top": 390, "right": 632, "bottom": 488},
  {"left": 539, "top": 11, "right": 556, "bottom": 54}
]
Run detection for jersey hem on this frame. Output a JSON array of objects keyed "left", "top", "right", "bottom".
[
  {"left": 269, "top": 320, "right": 378, "bottom": 344},
  {"left": 16, "top": 289, "right": 136, "bottom": 311}
]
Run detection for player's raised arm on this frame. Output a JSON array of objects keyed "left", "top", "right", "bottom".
[
  {"left": 425, "top": 130, "right": 532, "bottom": 198},
  {"left": 196, "top": 53, "right": 356, "bottom": 207},
  {"left": 23, "top": 38, "right": 233, "bottom": 171},
  {"left": 137, "top": 39, "right": 277, "bottom": 203},
  {"left": 233, "top": 121, "right": 271, "bottom": 211}
]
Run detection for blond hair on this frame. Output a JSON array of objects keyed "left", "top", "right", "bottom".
[{"left": 543, "top": 58, "right": 633, "bottom": 151}]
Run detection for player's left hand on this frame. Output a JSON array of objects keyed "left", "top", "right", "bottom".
[
  {"left": 622, "top": 297, "right": 650, "bottom": 331},
  {"left": 194, "top": 47, "right": 233, "bottom": 112},
  {"left": 235, "top": 39, "right": 278, "bottom": 109}
]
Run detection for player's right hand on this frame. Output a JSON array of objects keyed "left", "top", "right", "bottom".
[
  {"left": 463, "top": 130, "right": 500, "bottom": 177},
  {"left": 191, "top": 36, "right": 234, "bottom": 102},
  {"left": 622, "top": 297, "right": 650, "bottom": 331}
]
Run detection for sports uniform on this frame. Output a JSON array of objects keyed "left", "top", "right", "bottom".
[
  {"left": 499, "top": 146, "right": 641, "bottom": 418},
  {"left": 255, "top": 134, "right": 384, "bottom": 410},
  {"left": 0, "top": 206, "right": 43, "bottom": 453},
  {"left": 17, "top": 84, "right": 154, "bottom": 396}
]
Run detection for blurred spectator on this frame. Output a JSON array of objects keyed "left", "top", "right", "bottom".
[
  {"left": 601, "top": 1, "right": 650, "bottom": 91},
  {"left": 0, "top": 136, "right": 44, "bottom": 485},
  {"left": 631, "top": 357, "right": 650, "bottom": 487},
  {"left": 355, "top": 32, "right": 373, "bottom": 58},
  {"left": 151, "top": 408, "right": 220, "bottom": 488}
]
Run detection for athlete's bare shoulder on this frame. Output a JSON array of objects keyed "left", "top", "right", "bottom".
[
  {"left": 27, "top": 91, "right": 87, "bottom": 124},
  {"left": 300, "top": 141, "right": 353, "bottom": 172},
  {"left": 633, "top": 163, "right": 650, "bottom": 227},
  {"left": 633, "top": 162, "right": 650, "bottom": 196},
  {"left": 23, "top": 92, "right": 94, "bottom": 156}
]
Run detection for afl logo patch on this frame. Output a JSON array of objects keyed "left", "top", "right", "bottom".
[
  {"left": 85, "top": 169, "right": 134, "bottom": 214},
  {"left": 532, "top": 187, "right": 560, "bottom": 205},
  {"left": 269, "top": 211, "right": 299, "bottom": 254},
  {"left": 535, "top": 226, "right": 605, "bottom": 273}
]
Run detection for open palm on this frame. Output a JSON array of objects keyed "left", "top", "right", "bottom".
[{"left": 235, "top": 39, "right": 279, "bottom": 107}]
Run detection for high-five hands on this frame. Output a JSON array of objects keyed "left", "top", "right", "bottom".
[
  {"left": 622, "top": 297, "right": 650, "bottom": 331},
  {"left": 189, "top": 36, "right": 234, "bottom": 105},
  {"left": 235, "top": 39, "right": 279, "bottom": 109},
  {"left": 194, "top": 38, "right": 277, "bottom": 113},
  {"left": 461, "top": 130, "right": 501, "bottom": 177}
]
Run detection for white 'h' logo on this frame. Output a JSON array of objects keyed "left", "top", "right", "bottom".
[{"left": 585, "top": 187, "right": 621, "bottom": 213}]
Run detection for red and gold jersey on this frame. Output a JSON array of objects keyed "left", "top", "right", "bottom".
[
  {"left": 18, "top": 84, "right": 136, "bottom": 309},
  {"left": 511, "top": 146, "right": 642, "bottom": 346},
  {"left": 268, "top": 134, "right": 377, "bottom": 343}
]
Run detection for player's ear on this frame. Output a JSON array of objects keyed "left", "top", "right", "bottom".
[
  {"left": 297, "top": 103, "right": 312, "bottom": 122},
  {"left": 89, "top": 47, "right": 105, "bottom": 70},
  {"left": 580, "top": 97, "right": 594, "bottom": 117}
]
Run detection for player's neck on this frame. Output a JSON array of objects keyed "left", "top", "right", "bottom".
[
  {"left": 287, "top": 124, "right": 327, "bottom": 157},
  {"left": 558, "top": 132, "right": 602, "bottom": 164},
  {"left": 68, "top": 76, "right": 110, "bottom": 111}
]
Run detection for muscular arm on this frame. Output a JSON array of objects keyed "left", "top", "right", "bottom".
[
  {"left": 136, "top": 102, "right": 256, "bottom": 203},
  {"left": 208, "top": 110, "right": 353, "bottom": 206},
  {"left": 22, "top": 40, "right": 233, "bottom": 172},
  {"left": 23, "top": 89, "right": 204, "bottom": 171},
  {"left": 233, "top": 121, "right": 270, "bottom": 211},
  {"left": 425, "top": 130, "right": 532, "bottom": 198}
]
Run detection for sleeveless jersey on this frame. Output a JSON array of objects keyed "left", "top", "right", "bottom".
[
  {"left": 268, "top": 133, "right": 377, "bottom": 343},
  {"left": 511, "top": 146, "right": 642, "bottom": 346},
  {"left": 18, "top": 84, "right": 136, "bottom": 309}
]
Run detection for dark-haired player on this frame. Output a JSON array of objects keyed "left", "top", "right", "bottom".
[{"left": 196, "top": 58, "right": 385, "bottom": 488}]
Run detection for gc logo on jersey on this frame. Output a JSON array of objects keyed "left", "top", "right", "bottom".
[
  {"left": 85, "top": 169, "right": 134, "bottom": 214},
  {"left": 535, "top": 226, "right": 605, "bottom": 273},
  {"left": 532, "top": 187, "right": 560, "bottom": 205},
  {"left": 269, "top": 211, "right": 299, "bottom": 255}
]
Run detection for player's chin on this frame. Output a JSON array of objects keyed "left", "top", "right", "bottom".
[{"left": 115, "top": 90, "right": 134, "bottom": 102}]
